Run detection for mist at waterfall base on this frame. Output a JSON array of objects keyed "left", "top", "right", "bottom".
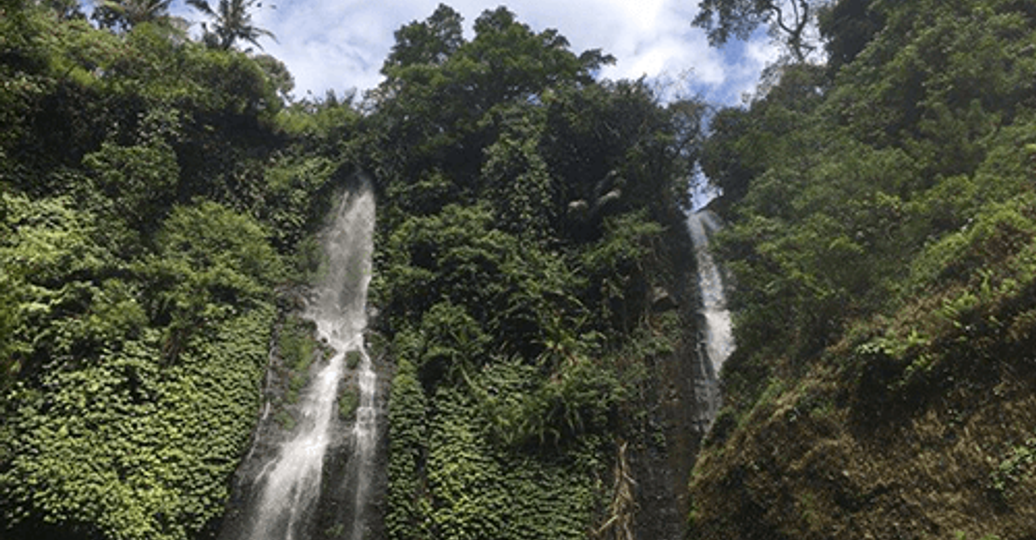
[
  {"left": 218, "top": 187, "right": 380, "bottom": 540},
  {"left": 687, "top": 210, "right": 734, "bottom": 428}
]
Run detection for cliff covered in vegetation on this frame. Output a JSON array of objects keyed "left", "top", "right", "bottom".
[
  {"left": 688, "top": 0, "right": 1036, "bottom": 537},
  {"left": 1, "top": 3, "right": 703, "bottom": 539},
  {"left": 361, "top": 7, "right": 705, "bottom": 539},
  {"left": 0, "top": 4, "right": 356, "bottom": 538}
]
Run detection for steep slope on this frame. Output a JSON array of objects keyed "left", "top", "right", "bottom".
[
  {"left": 689, "top": 0, "right": 1036, "bottom": 537},
  {"left": 1, "top": 4, "right": 711, "bottom": 539}
]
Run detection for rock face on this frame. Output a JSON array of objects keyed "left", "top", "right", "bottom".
[
  {"left": 630, "top": 336, "right": 706, "bottom": 540},
  {"left": 627, "top": 226, "right": 710, "bottom": 540},
  {"left": 651, "top": 286, "right": 678, "bottom": 312},
  {"left": 217, "top": 339, "right": 392, "bottom": 540}
]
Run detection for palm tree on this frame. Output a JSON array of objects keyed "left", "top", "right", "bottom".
[{"left": 186, "top": 0, "right": 275, "bottom": 51}]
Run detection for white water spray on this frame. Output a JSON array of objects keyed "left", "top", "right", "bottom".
[
  {"left": 687, "top": 210, "right": 734, "bottom": 429},
  {"left": 248, "top": 187, "right": 377, "bottom": 540},
  {"left": 348, "top": 345, "right": 377, "bottom": 540}
]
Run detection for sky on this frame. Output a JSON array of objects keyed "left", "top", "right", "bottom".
[{"left": 166, "top": 0, "right": 781, "bottom": 107}]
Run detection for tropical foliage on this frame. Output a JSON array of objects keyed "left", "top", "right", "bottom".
[
  {"left": 693, "top": 0, "right": 821, "bottom": 61},
  {"left": 1, "top": 3, "right": 700, "bottom": 539},
  {"left": 365, "top": 6, "right": 703, "bottom": 539},
  {"left": 0, "top": 4, "right": 337, "bottom": 539},
  {"left": 187, "top": 0, "right": 275, "bottom": 51},
  {"left": 7, "top": 0, "right": 1031, "bottom": 538},
  {"left": 689, "top": 0, "right": 1036, "bottom": 537}
]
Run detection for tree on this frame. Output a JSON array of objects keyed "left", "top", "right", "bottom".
[
  {"left": 39, "top": 0, "right": 85, "bottom": 21},
  {"left": 92, "top": 0, "right": 183, "bottom": 32},
  {"left": 143, "top": 200, "right": 283, "bottom": 361},
  {"left": 699, "top": 107, "right": 759, "bottom": 203},
  {"left": 253, "top": 53, "right": 294, "bottom": 102},
  {"left": 817, "top": 0, "right": 883, "bottom": 73},
  {"left": 382, "top": 3, "right": 464, "bottom": 72},
  {"left": 187, "top": 0, "right": 275, "bottom": 51},
  {"left": 692, "top": 0, "right": 819, "bottom": 62}
]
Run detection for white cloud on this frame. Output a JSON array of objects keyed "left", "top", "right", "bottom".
[{"left": 171, "top": 0, "right": 777, "bottom": 105}]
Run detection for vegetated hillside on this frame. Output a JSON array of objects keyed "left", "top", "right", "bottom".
[{"left": 689, "top": 0, "right": 1036, "bottom": 537}]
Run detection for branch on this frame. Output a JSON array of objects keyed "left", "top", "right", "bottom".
[{"left": 769, "top": 0, "right": 813, "bottom": 62}]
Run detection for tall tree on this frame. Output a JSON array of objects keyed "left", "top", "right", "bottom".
[
  {"left": 692, "top": 0, "right": 819, "bottom": 62},
  {"left": 40, "top": 0, "right": 85, "bottom": 21},
  {"left": 187, "top": 0, "right": 275, "bottom": 51},
  {"left": 817, "top": 0, "right": 883, "bottom": 73},
  {"left": 92, "top": 0, "right": 182, "bottom": 32},
  {"left": 382, "top": 3, "right": 464, "bottom": 72}
]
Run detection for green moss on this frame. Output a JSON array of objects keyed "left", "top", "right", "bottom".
[
  {"left": 279, "top": 316, "right": 317, "bottom": 373},
  {"left": 276, "top": 315, "right": 319, "bottom": 405},
  {"left": 990, "top": 436, "right": 1036, "bottom": 499},
  {"left": 323, "top": 522, "right": 346, "bottom": 538},
  {"left": 346, "top": 350, "right": 362, "bottom": 370},
  {"left": 274, "top": 409, "right": 297, "bottom": 431},
  {"left": 338, "top": 388, "right": 359, "bottom": 420}
]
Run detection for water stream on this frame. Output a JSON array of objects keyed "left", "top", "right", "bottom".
[
  {"left": 313, "top": 187, "right": 377, "bottom": 540},
  {"left": 229, "top": 187, "right": 377, "bottom": 540},
  {"left": 687, "top": 210, "right": 734, "bottom": 429},
  {"left": 346, "top": 336, "right": 377, "bottom": 540}
]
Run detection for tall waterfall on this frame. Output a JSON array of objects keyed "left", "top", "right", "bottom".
[
  {"left": 687, "top": 210, "right": 734, "bottom": 429},
  {"left": 311, "top": 187, "right": 377, "bottom": 540},
  {"left": 228, "top": 187, "right": 377, "bottom": 540}
]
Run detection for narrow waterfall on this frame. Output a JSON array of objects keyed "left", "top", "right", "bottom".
[
  {"left": 311, "top": 187, "right": 377, "bottom": 540},
  {"left": 346, "top": 328, "right": 377, "bottom": 540},
  {"left": 687, "top": 210, "right": 734, "bottom": 429},
  {"left": 224, "top": 186, "right": 377, "bottom": 540}
]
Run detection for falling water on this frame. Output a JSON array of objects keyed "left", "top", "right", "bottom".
[
  {"left": 348, "top": 346, "right": 377, "bottom": 540},
  {"left": 245, "top": 186, "right": 377, "bottom": 540},
  {"left": 687, "top": 210, "right": 734, "bottom": 429}
]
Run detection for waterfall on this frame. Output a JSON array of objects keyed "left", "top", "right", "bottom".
[
  {"left": 687, "top": 210, "right": 734, "bottom": 429},
  {"left": 227, "top": 186, "right": 377, "bottom": 540},
  {"left": 311, "top": 186, "right": 377, "bottom": 540},
  {"left": 348, "top": 345, "right": 377, "bottom": 540}
]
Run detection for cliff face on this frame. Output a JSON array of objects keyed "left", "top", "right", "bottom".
[
  {"left": 630, "top": 331, "right": 707, "bottom": 540},
  {"left": 629, "top": 227, "right": 711, "bottom": 540},
  {"left": 380, "top": 213, "right": 708, "bottom": 540}
]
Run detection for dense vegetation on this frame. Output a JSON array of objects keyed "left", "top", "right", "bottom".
[
  {"left": 1, "top": 2, "right": 700, "bottom": 539},
  {"left": 361, "top": 7, "right": 703, "bottom": 539},
  {"left": 0, "top": 2, "right": 349, "bottom": 539},
  {"left": 689, "top": 0, "right": 1036, "bottom": 537},
  {"left": 5, "top": 0, "right": 1035, "bottom": 538}
]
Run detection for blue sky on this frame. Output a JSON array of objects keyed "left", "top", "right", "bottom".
[{"left": 164, "top": 0, "right": 779, "bottom": 106}]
